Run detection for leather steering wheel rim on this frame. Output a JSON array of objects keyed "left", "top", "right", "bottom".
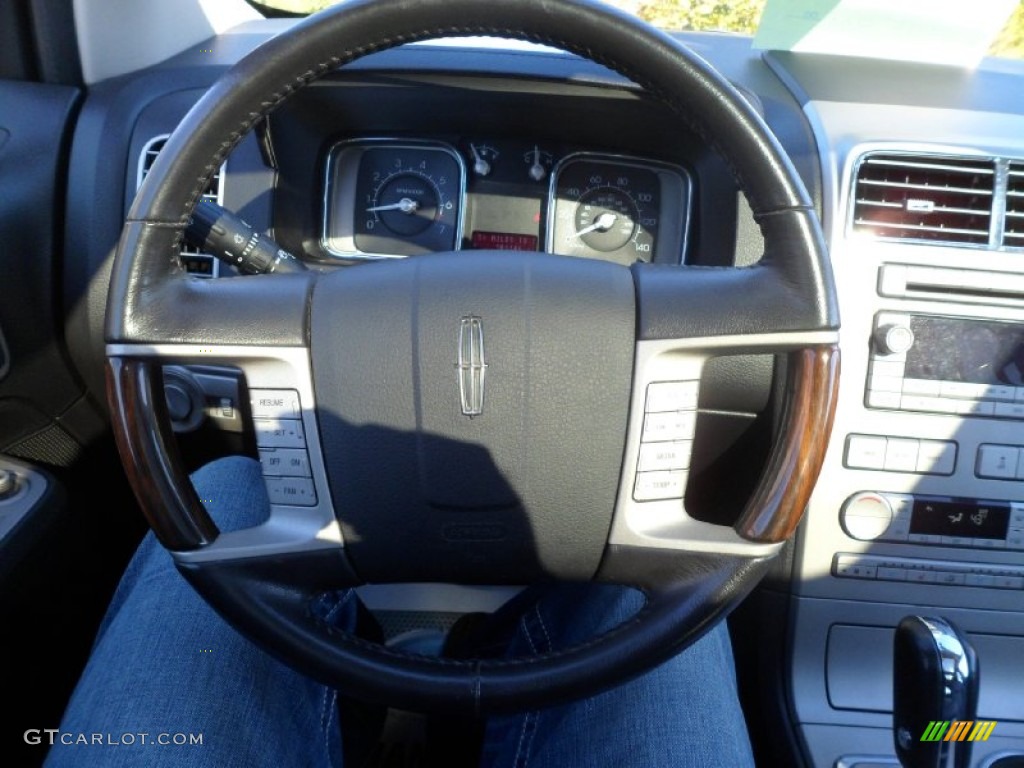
[{"left": 106, "top": 0, "right": 840, "bottom": 714}]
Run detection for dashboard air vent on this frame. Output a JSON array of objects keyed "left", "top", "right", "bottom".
[
  {"left": 1007, "top": 162, "right": 1024, "bottom": 249},
  {"left": 137, "top": 136, "right": 223, "bottom": 277},
  {"left": 852, "top": 153, "right": 995, "bottom": 246}
]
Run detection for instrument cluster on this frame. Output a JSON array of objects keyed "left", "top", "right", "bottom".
[{"left": 322, "top": 138, "right": 692, "bottom": 266}]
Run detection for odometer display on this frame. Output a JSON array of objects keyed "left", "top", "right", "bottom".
[{"left": 470, "top": 231, "right": 538, "bottom": 251}]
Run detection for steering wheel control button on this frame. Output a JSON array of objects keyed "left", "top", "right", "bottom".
[
  {"left": 633, "top": 470, "right": 686, "bottom": 502},
  {"left": 259, "top": 448, "right": 311, "bottom": 478},
  {"left": 645, "top": 380, "right": 699, "bottom": 412},
  {"left": 633, "top": 380, "right": 699, "bottom": 500},
  {"left": 841, "top": 492, "right": 894, "bottom": 541},
  {"left": 254, "top": 417, "right": 306, "bottom": 448},
  {"left": 641, "top": 411, "right": 697, "bottom": 443},
  {"left": 263, "top": 476, "right": 317, "bottom": 507},
  {"left": 250, "top": 389, "right": 301, "bottom": 420},
  {"left": 637, "top": 441, "right": 692, "bottom": 472}
]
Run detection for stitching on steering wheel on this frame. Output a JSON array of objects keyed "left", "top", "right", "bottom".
[{"left": 306, "top": 594, "right": 659, "bottom": 669}]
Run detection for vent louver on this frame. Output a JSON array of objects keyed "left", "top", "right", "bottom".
[
  {"left": 852, "top": 154, "right": 995, "bottom": 246},
  {"left": 1007, "top": 162, "right": 1024, "bottom": 249},
  {"left": 137, "top": 136, "right": 223, "bottom": 277}
]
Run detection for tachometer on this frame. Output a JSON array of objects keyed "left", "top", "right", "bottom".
[
  {"left": 547, "top": 154, "right": 691, "bottom": 265},
  {"left": 322, "top": 140, "right": 465, "bottom": 259}
]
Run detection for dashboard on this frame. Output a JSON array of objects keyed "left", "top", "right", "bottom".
[{"left": 33, "top": 19, "right": 1024, "bottom": 768}]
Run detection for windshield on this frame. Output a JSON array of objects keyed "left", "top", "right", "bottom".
[{"left": 249, "top": 0, "right": 1024, "bottom": 60}]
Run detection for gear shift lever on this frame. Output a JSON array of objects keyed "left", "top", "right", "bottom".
[{"left": 893, "top": 616, "right": 979, "bottom": 768}]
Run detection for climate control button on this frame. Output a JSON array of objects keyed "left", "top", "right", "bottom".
[{"left": 841, "top": 492, "right": 894, "bottom": 541}]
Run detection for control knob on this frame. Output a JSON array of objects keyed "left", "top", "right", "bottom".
[
  {"left": 841, "top": 491, "right": 894, "bottom": 541},
  {"left": 874, "top": 323, "right": 915, "bottom": 355}
]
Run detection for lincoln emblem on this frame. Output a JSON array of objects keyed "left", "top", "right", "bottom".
[{"left": 456, "top": 316, "right": 487, "bottom": 416}]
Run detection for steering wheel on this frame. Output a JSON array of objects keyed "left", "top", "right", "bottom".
[{"left": 106, "top": 0, "right": 839, "bottom": 715}]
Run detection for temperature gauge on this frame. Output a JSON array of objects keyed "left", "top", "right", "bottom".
[{"left": 523, "top": 145, "right": 553, "bottom": 182}]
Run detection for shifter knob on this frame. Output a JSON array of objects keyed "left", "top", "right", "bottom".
[{"left": 893, "top": 616, "right": 979, "bottom": 768}]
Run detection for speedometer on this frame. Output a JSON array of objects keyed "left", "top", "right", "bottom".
[
  {"left": 547, "top": 154, "right": 691, "bottom": 265},
  {"left": 572, "top": 186, "right": 647, "bottom": 253}
]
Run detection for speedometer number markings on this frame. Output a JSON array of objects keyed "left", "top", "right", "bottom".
[{"left": 549, "top": 157, "right": 662, "bottom": 264}]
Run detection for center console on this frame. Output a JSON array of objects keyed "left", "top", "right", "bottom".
[{"left": 787, "top": 107, "right": 1024, "bottom": 767}]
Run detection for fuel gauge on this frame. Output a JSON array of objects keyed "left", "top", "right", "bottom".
[
  {"left": 524, "top": 145, "right": 553, "bottom": 182},
  {"left": 468, "top": 143, "right": 499, "bottom": 177}
]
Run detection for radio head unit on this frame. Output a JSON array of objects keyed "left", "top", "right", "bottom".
[{"left": 866, "top": 312, "right": 1024, "bottom": 420}]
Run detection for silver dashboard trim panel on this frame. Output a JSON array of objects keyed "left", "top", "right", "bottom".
[
  {"left": 107, "top": 343, "right": 342, "bottom": 564},
  {"left": 608, "top": 330, "right": 837, "bottom": 557},
  {"left": 789, "top": 98, "right": 1024, "bottom": 764}
]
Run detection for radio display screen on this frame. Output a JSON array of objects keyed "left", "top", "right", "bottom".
[
  {"left": 910, "top": 498, "right": 1010, "bottom": 540},
  {"left": 906, "top": 316, "right": 1024, "bottom": 385}
]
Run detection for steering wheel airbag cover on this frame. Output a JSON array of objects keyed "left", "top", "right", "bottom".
[{"left": 310, "top": 251, "right": 634, "bottom": 584}]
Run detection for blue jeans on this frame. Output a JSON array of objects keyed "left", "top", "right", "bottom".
[{"left": 44, "top": 457, "right": 755, "bottom": 767}]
